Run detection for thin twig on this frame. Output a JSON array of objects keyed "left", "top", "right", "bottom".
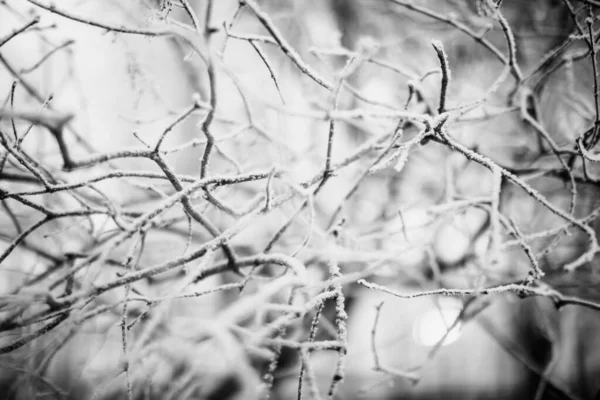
[
  {"left": 241, "top": 0, "right": 333, "bottom": 90},
  {"left": 431, "top": 40, "right": 451, "bottom": 114},
  {"left": 0, "top": 17, "right": 40, "bottom": 48}
]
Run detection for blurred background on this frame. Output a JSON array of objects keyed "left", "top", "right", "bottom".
[{"left": 1, "top": 0, "right": 600, "bottom": 399}]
